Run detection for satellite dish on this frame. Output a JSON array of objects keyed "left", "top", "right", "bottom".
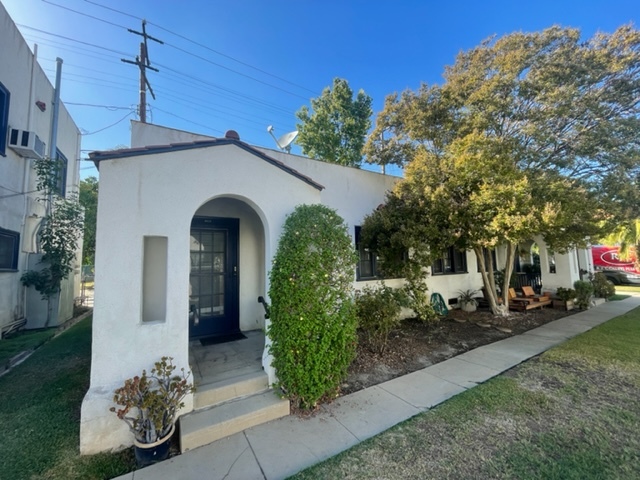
[{"left": 267, "top": 125, "right": 298, "bottom": 153}]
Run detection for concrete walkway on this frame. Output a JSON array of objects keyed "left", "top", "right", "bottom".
[{"left": 114, "top": 295, "right": 640, "bottom": 480}]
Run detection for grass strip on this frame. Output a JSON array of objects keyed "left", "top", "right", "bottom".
[
  {"left": 0, "top": 317, "right": 135, "bottom": 480},
  {"left": 0, "top": 328, "right": 56, "bottom": 367},
  {"left": 291, "top": 307, "right": 640, "bottom": 480}
]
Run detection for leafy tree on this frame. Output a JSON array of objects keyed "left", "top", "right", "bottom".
[
  {"left": 79, "top": 176, "right": 98, "bottom": 265},
  {"left": 363, "top": 25, "right": 640, "bottom": 315},
  {"left": 602, "top": 219, "right": 640, "bottom": 269},
  {"left": 296, "top": 78, "right": 373, "bottom": 167},
  {"left": 21, "top": 156, "right": 84, "bottom": 325}
]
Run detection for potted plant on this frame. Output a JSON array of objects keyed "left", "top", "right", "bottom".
[
  {"left": 554, "top": 287, "right": 576, "bottom": 311},
  {"left": 110, "top": 357, "right": 195, "bottom": 467},
  {"left": 573, "top": 280, "right": 594, "bottom": 310},
  {"left": 457, "top": 289, "right": 480, "bottom": 313}
]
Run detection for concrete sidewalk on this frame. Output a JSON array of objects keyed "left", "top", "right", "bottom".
[{"left": 114, "top": 295, "right": 640, "bottom": 480}]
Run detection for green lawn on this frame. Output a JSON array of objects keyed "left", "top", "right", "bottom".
[
  {"left": 0, "top": 317, "right": 135, "bottom": 480},
  {"left": 0, "top": 328, "right": 56, "bottom": 367},
  {"left": 291, "top": 307, "right": 640, "bottom": 479}
]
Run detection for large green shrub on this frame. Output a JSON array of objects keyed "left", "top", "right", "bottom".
[
  {"left": 356, "top": 284, "right": 406, "bottom": 354},
  {"left": 591, "top": 272, "right": 615, "bottom": 299},
  {"left": 268, "top": 204, "right": 358, "bottom": 410},
  {"left": 573, "top": 280, "right": 594, "bottom": 309}
]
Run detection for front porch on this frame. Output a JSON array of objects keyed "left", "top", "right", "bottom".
[
  {"left": 181, "top": 330, "right": 289, "bottom": 453},
  {"left": 189, "top": 330, "right": 264, "bottom": 388}
]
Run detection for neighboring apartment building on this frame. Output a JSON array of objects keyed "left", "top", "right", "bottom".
[{"left": 0, "top": 3, "right": 82, "bottom": 335}]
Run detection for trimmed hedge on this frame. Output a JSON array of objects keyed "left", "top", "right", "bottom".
[{"left": 268, "top": 205, "right": 358, "bottom": 410}]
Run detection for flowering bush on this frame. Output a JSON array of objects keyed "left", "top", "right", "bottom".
[{"left": 110, "top": 357, "right": 195, "bottom": 444}]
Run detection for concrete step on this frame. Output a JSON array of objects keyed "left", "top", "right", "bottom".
[
  {"left": 180, "top": 390, "right": 290, "bottom": 452},
  {"left": 194, "top": 370, "right": 269, "bottom": 410}
]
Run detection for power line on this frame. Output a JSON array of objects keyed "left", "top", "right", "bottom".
[
  {"left": 151, "top": 106, "right": 225, "bottom": 135},
  {"left": 82, "top": 112, "right": 135, "bottom": 135},
  {"left": 0, "top": 190, "right": 39, "bottom": 200},
  {"left": 22, "top": 26, "right": 299, "bottom": 119},
  {"left": 20, "top": 25, "right": 304, "bottom": 120},
  {"left": 16, "top": 24, "right": 129, "bottom": 56},
  {"left": 64, "top": 102, "right": 134, "bottom": 111},
  {"left": 42, "top": 0, "right": 129, "bottom": 31},
  {"left": 42, "top": 0, "right": 311, "bottom": 100},
  {"left": 83, "top": 0, "right": 317, "bottom": 94}
]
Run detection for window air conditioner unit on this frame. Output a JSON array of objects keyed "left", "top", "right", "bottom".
[{"left": 8, "top": 129, "right": 46, "bottom": 159}]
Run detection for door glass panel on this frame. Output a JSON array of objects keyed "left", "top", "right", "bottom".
[
  {"left": 201, "top": 253, "right": 213, "bottom": 271},
  {"left": 190, "top": 226, "right": 227, "bottom": 320},
  {"left": 199, "top": 295, "right": 212, "bottom": 316},
  {"left": 201, "top": 232, "right": 214, "bottom": 252},
  {"left": 200, "top": 275, "right": 212, "bottom": 294},
  {"left": 213, "top": 294, "right": 224, "bottom": 314},
  {"left": 213, "top": 253, "right": 224, "bottom": 273},
  {"left": 213, "top": 232, "right": 225, "bottom": 252}
]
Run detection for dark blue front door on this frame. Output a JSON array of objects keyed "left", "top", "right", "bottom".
[{"left": 189, "top": 217, "right": 239, "bottom": 339}]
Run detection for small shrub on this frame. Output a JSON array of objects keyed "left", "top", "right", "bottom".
[
  {"left": 403, "top": 277, "right": 438, "bottom": 324},
  {"left": 573, "top": 280, "right": 594, "bottom": 309},
  {"left": 591, "top": 272, "right": 615, "bottom": 299},
  {"left": 555, "top": 287, "right": 576, "bottom": 302},
  {"left": 356, "top": 284, "right": 405, "bottom": 354},
  {"left": 268, "top": 204, "right": 358, "bottom": 410}
]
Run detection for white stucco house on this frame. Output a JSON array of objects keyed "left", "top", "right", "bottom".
[
  {"left": 0, "top": 3, "right": 82, "bottom": 336},
  {"left": 80, "top": 119, "right": 591, "bottom": 454}
]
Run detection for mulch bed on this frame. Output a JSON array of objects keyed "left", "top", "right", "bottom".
[{"left": 341, "top": 306, "right": 576, "bottom": 396}]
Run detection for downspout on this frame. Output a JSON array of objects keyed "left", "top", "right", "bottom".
[
  {"left": 48, "top": 57, "right": 63, "bottom": 210},
  {"left": 19, "top": 44, "right": 39, "bottom": 323},
  {"left": 44, "top": 58, "right": 63, "bottom": 327}
]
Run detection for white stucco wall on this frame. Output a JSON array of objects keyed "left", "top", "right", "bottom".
[
  {"left": 257, "top": 147, "right": 487, "bottom": 300},
  {"left": 0, "top": 3, "right": 81, "bottom": 332},
  {"left": 81, "top": 143, "right": 321, "bottom": 453},
  {"left": 131, "top": 120, "right": 214, "bottom": 148}
]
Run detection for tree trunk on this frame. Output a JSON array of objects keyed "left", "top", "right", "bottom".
[
  {"left": 502, "top": 243, "right": 517, "bottom": 313},
  {"left": 474, "top": 247, "right": 506, "bottom": 316}
]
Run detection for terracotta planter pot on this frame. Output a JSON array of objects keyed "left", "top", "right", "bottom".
[{"left": 133, "top": 423, "right": 175, "bottom": 467}]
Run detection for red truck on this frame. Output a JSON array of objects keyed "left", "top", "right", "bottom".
[{"left": 592, "top": 245, "right": 640, "bottom": 285}]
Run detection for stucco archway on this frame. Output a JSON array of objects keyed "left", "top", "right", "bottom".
[{"left": 188, "top": 196, "right": 269, "bottom": 386}]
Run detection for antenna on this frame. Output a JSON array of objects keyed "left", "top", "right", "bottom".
[{"left": 267, "top": 125, "right": 298, "bottom": 153}]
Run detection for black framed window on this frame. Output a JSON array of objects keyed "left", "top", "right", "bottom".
[
  {"left": 0, "top": 228, "right": 20, "bottom": 271},
  {"left": 432, "top": 246, "right": 467, "bottom": 275},
  {"left": 477, "top": 247, "right": 497, "bottom": 272},
  {"left": 355, "top": 226, "right": 378, "bottom": 280},
  {"left": 55, "top": 149, "right": 68, "bottom": 197},
  {"left": 0, "top": 81, "right": 9, "bottom": 157}
]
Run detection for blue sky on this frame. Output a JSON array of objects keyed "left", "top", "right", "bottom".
[{"left": 2, "top": 0, "right": 638, "bottom": 179}]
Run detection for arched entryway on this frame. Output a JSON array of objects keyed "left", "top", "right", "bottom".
[{"left": 188, "top": 196, "right": 268, "bottom": 388}]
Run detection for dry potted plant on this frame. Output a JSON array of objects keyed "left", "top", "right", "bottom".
[{"left": 110, "top": 356, "right": 195, "bottom": 467}]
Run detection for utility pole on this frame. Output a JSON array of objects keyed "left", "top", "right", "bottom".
[{"left": 121, "top": 20, "right": 163, "bottom": 123}]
